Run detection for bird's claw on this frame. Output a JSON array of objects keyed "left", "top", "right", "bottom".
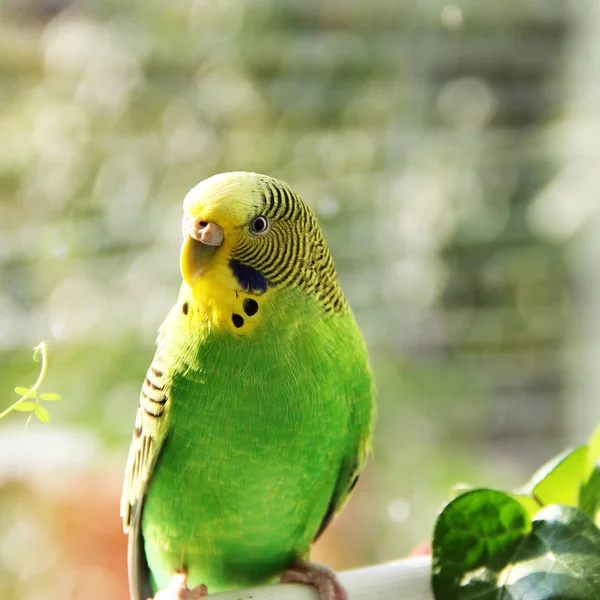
[
  {"left": 153, "top": 572, "right": 208, "bottom": 600},
  {"left": 281, "top": 559, "right": 347, "bottom": 600}
]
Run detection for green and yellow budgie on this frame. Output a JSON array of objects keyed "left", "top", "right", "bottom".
[{"left": 121, "top": 172, "right": 375, "bottom": 600}]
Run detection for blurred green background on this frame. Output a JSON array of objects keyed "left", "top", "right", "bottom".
[{"left": 1, "top": 1, "right": 600, "bottom": 599}]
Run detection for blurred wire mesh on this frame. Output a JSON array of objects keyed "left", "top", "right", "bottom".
[{"left": 1, "top": 1, "right": 599, "bottom": 599}]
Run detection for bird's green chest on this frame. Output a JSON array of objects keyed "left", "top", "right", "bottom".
[{"left": 142, "top": 314, "right": 354, "bottom": 592}]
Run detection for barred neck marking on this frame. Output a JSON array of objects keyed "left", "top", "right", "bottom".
[{"left": 231, "top": 177, "right": 348, "bottom": 315}]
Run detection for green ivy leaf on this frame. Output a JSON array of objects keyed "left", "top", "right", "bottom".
[
  {"left": 13, "top": 401, "right": 36, "bottom": 412},
  {"left": 502, "top": 505, "right": 600, "bottom": 600},
  {"left": 511, "top": 493, "right": 541, "bottom": 518},
  {"left": 587, "top": 425, "right": 600, "bottom": 478},
  {"left": 432, "top": 491, "right": 600, "bottom": 600},
  {"left": 432, "top": 489, "right": 530, "bottom": 599},
  {"left": 517, "top": 446, "right": 588, "bottom": 508},
  {"left": 34, "top": 405, "right": 50, "bottom": 423},
  {"left": 580, "top": 466, "right": 600, "bottom": 527},
  {"left": 581, "top": 425, "right": 600, "bottom": 526},
  {"left": 38, "top": 392, "right": 61, "bottom": 401}
]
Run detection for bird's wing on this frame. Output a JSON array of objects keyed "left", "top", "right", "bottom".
[
  {"left": 121, "top": 344, "right": 171, "bottom": 600},
  {"left": 314, "top": 376, "right": 375, "bottom": 542}
]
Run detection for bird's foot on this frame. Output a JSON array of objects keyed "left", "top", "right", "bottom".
[
  {"left": 153, "top": 571, "right": 208, "bottom": 600},
  {"left": 281, "top": 559, "right": 347, "bottom": 600}
]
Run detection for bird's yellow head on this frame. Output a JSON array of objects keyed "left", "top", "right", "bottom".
[{"left": 179, "top": 172, "right": 346, "bottom": 335}]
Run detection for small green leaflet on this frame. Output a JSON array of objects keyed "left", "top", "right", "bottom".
[
  {"left": 34, "top": 405, "right": 50, "bottom": 423},
  {"left": 13, "top": 401, "right": 36, "bottom": 412}
]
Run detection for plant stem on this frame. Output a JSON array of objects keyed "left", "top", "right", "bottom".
[{"left": 0, "top": 342, "right": 48, "bottom": 421}]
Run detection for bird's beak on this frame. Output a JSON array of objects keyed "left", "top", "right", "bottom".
[{"left": 180, "top": 215, "right": 224, "bottom": 286}]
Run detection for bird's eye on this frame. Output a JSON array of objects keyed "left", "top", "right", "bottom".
[{"left": 249, "top": 215, "right": 271, "bottom": 236}]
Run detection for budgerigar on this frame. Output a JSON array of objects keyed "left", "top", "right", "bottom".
[{"left": 121, "top": 172, "right": 375, "bottom": 600}]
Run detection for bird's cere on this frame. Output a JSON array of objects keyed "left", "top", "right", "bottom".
[{"left": 182, "top": 215, "right": 224, "bottom": 247}]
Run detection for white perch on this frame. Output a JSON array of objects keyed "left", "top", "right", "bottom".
[{"left": 210, "top": 556, "right": 433, "bottom": 600}]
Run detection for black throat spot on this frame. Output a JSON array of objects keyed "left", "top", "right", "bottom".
[{"left": 230, "top": 259, "right": 269, "bottom": 295}]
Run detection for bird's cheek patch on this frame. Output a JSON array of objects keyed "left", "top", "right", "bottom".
[{"left": 229, "top": 259, "right": 269, "bottom": 295}]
